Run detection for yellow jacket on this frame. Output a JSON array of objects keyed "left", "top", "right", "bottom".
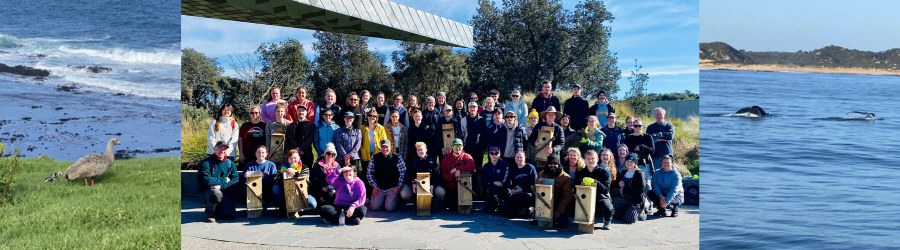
[{"left": 360, "top": 123, "right": 387, "bottom": 161}]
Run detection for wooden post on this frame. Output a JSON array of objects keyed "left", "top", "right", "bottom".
[
  {"left": 269, "top": 123, "right": 286, "bottom": 164},
  {"left": 534, "top": 183, "right": 554, "bottom": 228},
  {"left": 282, "top": 172, "right": 311, "bottom": 218},
  {"left": 442, "top": 124, "right": 455, "bottom": 151},
  {"left": 245, "top": 171, "right": 264, "bottom": 218},
  {"left": 573, "top": 184, "right": 597, "bottom": 233},
  {"left": 416, "top": 173, "right": 432, "bottom": 216},
  {"left": 535, "top": 126, "right": 554, "bottom": 162},
  {"left": 457, "top": 171, "right": 473, "bottom": 214}
]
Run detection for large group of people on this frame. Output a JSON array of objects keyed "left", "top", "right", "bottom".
[{"left": 199, "top": 80, "right": 683, "bottom": 230}]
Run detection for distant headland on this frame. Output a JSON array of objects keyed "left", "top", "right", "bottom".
[{"left": 700, "top": 42, "right": 900, "bottom": 75}]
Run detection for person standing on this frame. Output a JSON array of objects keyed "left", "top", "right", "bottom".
[
  {"left": 453, "top": 98, "right": 467, "bottom": 122},
  {"left": 261, "top": 87, "right": 290, "bottom": 123},
  {"left": 432, "top": 105, "right": 460, "bottom": 162},
  {"left": 207, "top": 104, "right": 240, "bottom": 161},
  {"left": 385, "top": 110, "right": 409, "bottom": 160},
  {"left": 367, "top": 139, "right": 407, "bottom": 212},
  {"left": 374, "top": 92, "right": 389, "bottom": 125},
  {"left": 646, "top": 107, "right": 675, "bottom": 172},
  {"left": 588, "top": 90, "right": 615, "bottom": 128},
  {"left": 460, "top": 101, "right": 490, "bottom": 195},
  {"left": 532, "top": 80, "right": 560, "bottom": 114},
  {"left": 238, "top": 106, "right": 266, "bottom": 165},
  {"left": 563, "top": 84, "right": 589, "bottom": 131},
  {"left": 360, "top": 109, "right": 387, "bottom": 197},
  {"left": 346, "top": 92, "right": 366, "bottom": 128},
  {"left": 265, "top": 103, "right": 291, "bottom": 164},
  {"left": 422, "top": 96, "right": 441, "bottom": 132},
  {"left": 198, "top": 141, "right": 240, "bottom": 222},
  {"left": 286, "top": 105, "right": 316, "bottom": 167},
  {"left": 288, "top": 86, "right": 315, "bottom": 122},
  {"left": 406, "top": 94, "right": 420, "bottom": 122},
  {"left": 334, "top": 112, "right": 362, "bottom": 168},
  {"left": 527, "top": 106, "right": 565, "bottom": 165},
  {"left": 406, "top": 110, "right": 433, "bottom": 163},
  {"left": 505, "top": 90, "right": 528, "bottom": 128},
  {"left": 435, "top": 92, "right": 448, "bottom": 113},
  {"left": 385, "top": 93, "right": 409, "bottom": 127},
  {"left": 491, "top": 111, "right": 526, "bottom": 168},
  {"left": 313, "top": 109, "right": 339, "bottom": 160},
  {"left": 359, "top": 90, "right": 375, "bottom": 115},
  {"left": 489, "top": 89, "right": 504, "bottom": 110},
  {"left": 625, "top": 118, "right": 655, "bottom": 174},
  {"left": 314, "top": 89, "right": 341, "bottom": 126},
  {"left": 439, "top": 139, "right": 476, "bottom": 212},
  {"left": 601, "top": 113, "right": 626, "bottom": 153}
]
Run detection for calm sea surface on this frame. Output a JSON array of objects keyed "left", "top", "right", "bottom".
[{"left": 700, "top": 69, "right": 900, "bottom": 249}]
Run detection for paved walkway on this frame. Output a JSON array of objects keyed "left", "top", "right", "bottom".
[{"left": 181, "top": 196, "right": 698, "bottom": 249}]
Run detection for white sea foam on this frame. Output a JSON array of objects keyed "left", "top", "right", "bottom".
[
  {"left": 57, "top": 46, "right": 180, "bottom": 65},
  {"left": 61, "top": 74, "right": 179, "bottom": 100}
]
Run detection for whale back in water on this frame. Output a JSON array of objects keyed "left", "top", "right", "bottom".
[
  {"left": 847, "top": 111, "right": 876, "bottom": 119},
  {"left": 735, "top": 106, "right": 767, "bottom": 116}
]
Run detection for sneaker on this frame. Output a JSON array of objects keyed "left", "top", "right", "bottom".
[
  {"left": 670, "top": 207, "right": 678, "bottom": 217},
  {"left": 638, "top": 212, "right": 647, "bottom": 221},
  {"left": 348, "top": 218, "right": 361, "bottom": 225},
  {"left": 323, "top": 218, "right": 330, "bottom": 224},
  {"left": 206, "top": 217, "right": 216, "bottom": 223}
]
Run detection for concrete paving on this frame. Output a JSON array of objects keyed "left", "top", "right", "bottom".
[{"left": 182, "top": 196, "right": 698, "bottom": 249}]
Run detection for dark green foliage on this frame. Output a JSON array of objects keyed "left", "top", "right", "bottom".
[
  {"left": 648, "top": 90, "right": 699, "bottom": 102},
  {"left": 701, "top": 42, "right": 900, "bottom": 70},
  {"left": 0, "top": 144, "right": 19, "bottom": 204},
  {"left": 391, "top": 42, "right": 470, "bottom": 102},
  {"left": 181, "top": 48, "right": 224, "bottom": 109},
  {"left": 253, "top": 39, "right": 310, "bottom": 106},
  {"left": 467, "top": 0, "right": 620, "bottom": 102},
  {"left": 308, "top": 32, "right": 393, "bottom": 106}
]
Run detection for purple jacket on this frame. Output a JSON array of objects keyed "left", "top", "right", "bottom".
[{"left": 326, "top": 169, "right": 367, "bottom": 208}]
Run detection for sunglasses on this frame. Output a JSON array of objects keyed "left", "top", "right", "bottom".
[
  {"left": 453, "top": 145, "right": 462, "bottom": 149},
  {"left": 470, "top": 97, "right": 477, "bottom": 100},
  {"left": 505, "top": 116, "right": 515, "bottom": 119},
  {"left": 368, "top": 115, "right": 377, "bottom": 117},
  {"left": 350, "top": 98, "right": 358, "bottom": 101},
  {"left": 250, "top": 112, "right": 259, "bottom": 114},
  {"left": 323, "top": 114, "right": 333, "bottom": 117},
  {"left": 489, "top": 151, "right": 500, "bottom": 155},
  {"left": 325, "top": 152, "right": 336, "bottom": 157},
  {"left": 511, "top": 95, "right": 519, "bottom": 97},
  {"left": 634, "top": 124, "right": 643, "bottom": 127}
]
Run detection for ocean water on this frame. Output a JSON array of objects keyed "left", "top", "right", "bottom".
[
  {"left": 0, "top": 0, "right": 180, "bottom": 160},
  {"left": 700, "top": 69, "right": 900, "bottom": 249}
]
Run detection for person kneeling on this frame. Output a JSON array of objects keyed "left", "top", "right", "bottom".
[
  {"left": 482, "top": 146, "right": 510, "bottom": 214},
  {"left": 650, "top": 155, "right": 683, "bottom": 217},
  {"left": 367, "top": 139, "right": 406, "bottom": 212},
  {"left": 198, "top": 141, "right": 240, "bottom": 223},
  {"left": 319, "top": 166, "right": 368, "bottom": 225},
  {"left": 401, "top": 142, "right": 446, "bottom": 208},
  {"left": 502, "top": 151, "right": 536, "bottom": 218}
]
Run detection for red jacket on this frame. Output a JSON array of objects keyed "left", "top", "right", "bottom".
[
  {"left": 440, "top": 152, "right": 475, "bottom": 189},
  {"left": 288, "top": 99, "right": 315, "bottom": 122}
]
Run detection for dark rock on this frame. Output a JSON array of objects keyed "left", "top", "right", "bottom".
[
  {"left": 0, "top": 63, "right": 50, "bottom": 77},
  {"left": 57, "top": 85, "right": 79, "bottom": 93},
  {"left": 55, "top": 107, "right": 63, "bottom": 110},
  {"left": 66, "top": 65, "right": 112, "bottom": 73},
  {"left": 31, "top": 106, "right": 41, "bottom": 109}
]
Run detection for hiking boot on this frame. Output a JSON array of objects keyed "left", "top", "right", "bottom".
[
  {"left": 670, "top": 207, "right": 678, "bottom": 217},
  {"left": 348, "top": 217, "right": 361, "bottom": 225},
  {"left": 206, "top": 217, "right": 216, "bottom": 223},
  {"left": 653, "top": 209, "right": 667, "bottom": 217}
]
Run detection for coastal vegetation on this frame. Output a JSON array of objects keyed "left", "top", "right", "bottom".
[{"left": 700, "top": 42, "right": 900, "bottom": 73}]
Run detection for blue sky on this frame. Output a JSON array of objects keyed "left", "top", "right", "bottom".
[
  {"left": 182, "top": 0, "right": 699, "bottom": 99},
  {"left": 701, "top": 0, "right": 900, "bottom": 52}
]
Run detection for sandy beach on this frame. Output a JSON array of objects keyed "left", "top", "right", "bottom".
[{"left": 700, "top": 61, "right": 900, "bottom": 76}]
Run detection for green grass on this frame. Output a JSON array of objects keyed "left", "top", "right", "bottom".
[
  {"left": 0, "top": 156, "right": 180, "bottom": 250},
  {"left": 181, "top": 115, "right": 209, "bottom": 170}
]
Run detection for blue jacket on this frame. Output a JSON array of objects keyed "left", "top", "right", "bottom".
[
  {"left": 601, "top": 125, "right": 626, "bottom": 152},
  {"left": 506, "top": 163, "right": 537, "bottom": 195},
  {"left": 652, "top": 169, "right": 684, "bottom": 205},
  {"left": 481, "top": 159, "right": 509, "bottom": 192},
  {"left": 588, "top": 101, "right": 615, "bottom": 128},
  {"left": 505, "top": 101, "right": 528, "bottom": 127},
  {"left": 244, "top": 160, "right": 278, "bottom": 184},
  {"left": 646, "top": 121, "right": 675, "bottom": 158},
  {"left": 313, "top": 121, "right": 339, "bottom": 155},
  {"left": 490, "top": 124, "right": 526, "bottom": 159},
  {"left": 384, "top": 104, "right": 409, "bottom": 128}
]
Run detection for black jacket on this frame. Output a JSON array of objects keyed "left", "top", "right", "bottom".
[
  {"left": 527, "top": 121, "right": 564, "bottom": 156},
  {"left": 532, "top": 93, "right": 560, "bottom": 115},
  {"left": 309, "top": 160, "right": 336, "bottom": 199},
  {"left": 286, "top": 120, "right": 316, "bottom": 156},
  {"left": 616, "top": 169, "right": 647, "bottom": 207},
  {"left": 625, "top": 134, "right": 655, "bottom": 167},
  {"left": 461, "top": 114, "right": 490, "bottom": 152},
  {"left": 574, "top": 166, "right": 612, "bottom": 200},
  {"left": 563, "top": 95, "right": 589, "bottom": 130},
  {"left": 405, "top": 155, "right": 441, "bottom": 187},
  {"left": 490, "top": 124, "right": 526, "bottom": 158},
  {"left": 406, "top": 122, "right": 434, "bottom": 160},
  {"left": 317, "top": 103, "right": 342, "bottom": 127}
]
